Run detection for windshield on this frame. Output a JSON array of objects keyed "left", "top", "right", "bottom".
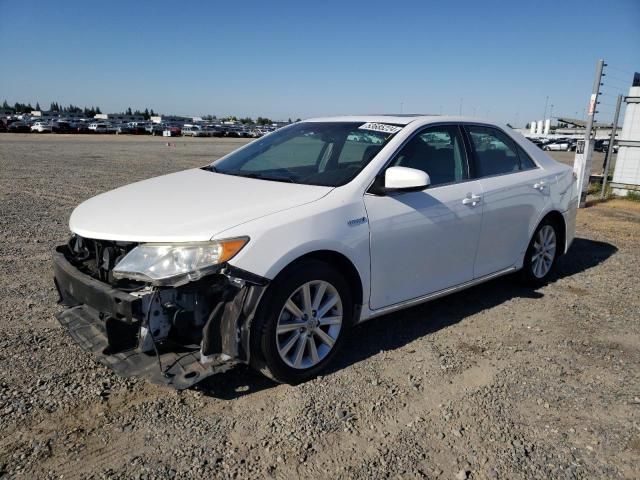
[{"left": 209, "top": 121, "right": 402, "bottom": 186}]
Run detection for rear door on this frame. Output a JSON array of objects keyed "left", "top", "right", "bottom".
[{"left": 464, "top": 125, "right": 552, "bottom": 277}]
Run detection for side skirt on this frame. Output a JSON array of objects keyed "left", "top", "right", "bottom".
[{"left": 362, "top": 266, "right": 518, "bottom": 321}]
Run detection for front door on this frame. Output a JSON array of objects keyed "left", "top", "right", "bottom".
[{"left": 365, "top": 125, "right": 484, "bottom": 310}]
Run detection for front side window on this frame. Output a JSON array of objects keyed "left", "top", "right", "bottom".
[
  {"left": 389, "top": 125, "right": 467, "bottom": 186},
  {"left": 466, "top": 126, "right": 522, "bottom": 177},
  {"left": 211, "top": 122, "right": 401, "bottom": 187}
]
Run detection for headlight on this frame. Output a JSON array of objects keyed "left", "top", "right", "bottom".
[{"left": 112, "top": 237, "right": 249, "bottom": 286}]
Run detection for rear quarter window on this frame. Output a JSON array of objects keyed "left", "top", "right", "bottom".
[{"left": 516, "top": 144, "right": 537, "bottom": 170}]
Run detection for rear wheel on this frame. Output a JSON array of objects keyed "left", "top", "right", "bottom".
[
  {"left": 520, "top": 219, "right": 559, "bottom": 285},
  {"left": 250, "top": 260, "right": 352, "bottom": 384}
]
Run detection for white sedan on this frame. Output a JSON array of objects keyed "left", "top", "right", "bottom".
[
  {"left": 54, "top": 115, "right": 578, "bottom": 388},
  {"left": 543, "top": 139, "right": 574, "bottom": 151},
  {"left": 30, "top": 121, "right": 52, "bottom": 133}
]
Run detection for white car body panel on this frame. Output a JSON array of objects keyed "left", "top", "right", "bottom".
[
  {"left": 68, "top": 115, "right": 578, "bottom": 323},
  {"left": 69, "top": 169, "right": 332, "bottom": 243},
  {"left": 364, "top": 180, "right": 484, "bottom": 309},
  {"left": 217, "top": 188, "right": 372, "bottom": 307},
  {"left": 473, "top": 168, "right": 551, "bottom": 277}
]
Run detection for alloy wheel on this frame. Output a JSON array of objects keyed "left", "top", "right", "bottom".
[
  {"left": 276, "top": 280, "right": 343, "bottom": 369},
  {"left": 531, "top": 225, "right": 557, "bottom": 279}
]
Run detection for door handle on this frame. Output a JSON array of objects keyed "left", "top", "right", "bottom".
[
  {"left": 462, "top": 194, "right": 482, "bottom": 206},
  {"left": 533, "top": 181, "right": 546, "bottom": 191}
]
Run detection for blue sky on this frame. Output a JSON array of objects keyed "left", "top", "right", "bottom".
[{"left": 0, "top": 0, "right": 638, "bottom": 125}]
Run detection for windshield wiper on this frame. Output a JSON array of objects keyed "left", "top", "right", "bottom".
[
  {"left": 231, "top": 172, "right": 295, "bottom": 183},
  {"left": 202, "top": 166, "right": 295, "bottom": 183}
]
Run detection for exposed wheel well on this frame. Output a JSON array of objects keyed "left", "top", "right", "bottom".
[
  {"left": 541, "top": 210, "right": 566, "bottom": 255},
  {"left": 276, "top": 251, "right": 364, "bottom": 308}
]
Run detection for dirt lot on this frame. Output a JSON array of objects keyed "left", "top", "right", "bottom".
[{"left": 0, "top": 134, "right": 638, "bottom": 479}]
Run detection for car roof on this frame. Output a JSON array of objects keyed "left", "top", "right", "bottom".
[{"left": 304, "top": 114, "right": 496, "bottom": 126}]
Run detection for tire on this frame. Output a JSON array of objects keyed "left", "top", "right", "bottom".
[
  {"left": 519, "top": 218, "right": 559, "bottom": 286},
  {"left": 250, "top": 259, "right": 353, "bottom": 384}
]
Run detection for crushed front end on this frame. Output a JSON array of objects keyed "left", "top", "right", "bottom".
[{"left": 53, "top": 236, "right": 268, "bottom": 389}]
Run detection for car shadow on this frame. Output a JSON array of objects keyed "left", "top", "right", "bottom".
[{"left": 194, "top": 237, "right": 617, "bottom": 399}]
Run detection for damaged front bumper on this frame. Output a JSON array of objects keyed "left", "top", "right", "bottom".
[{"left": 53, "top": 245, "right": 268, "bottom": 389}]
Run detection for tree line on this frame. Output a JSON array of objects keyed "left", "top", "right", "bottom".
[
  {"left": 2, "top": 100, "right": 103, "bottom": 116},
  {"left": 2, "top": 99, "right": 300, "bottom": 124}
]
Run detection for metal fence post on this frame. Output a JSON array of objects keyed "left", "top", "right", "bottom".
[
  {"left": 601, "top": 94, "right": 623, "bottom": 199},
  {"left": 574, "top": 59, "right": 605, "bottom": 207}
]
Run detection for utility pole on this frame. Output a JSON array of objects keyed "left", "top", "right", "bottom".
[
  {"left": 543, "top": 96, "right": 549, "bottom": 121},
  {"left": 601, "top": 93, "right": 623, "bottom": 199},
  {"left": 574, "top": 59, "right": 606, "bottom": 207}
]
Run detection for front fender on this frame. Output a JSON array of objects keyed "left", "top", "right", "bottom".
[{"left": 220, "top": 195, "right": 371, "bottom": 310}]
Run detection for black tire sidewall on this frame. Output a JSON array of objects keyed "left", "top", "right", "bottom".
[{"left": 250, "top": 259, "right": 353, "bottom": 384}]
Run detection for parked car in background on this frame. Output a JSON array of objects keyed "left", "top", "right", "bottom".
[
  {"left": 223, "top": 127, "right": 240, "bottom": 137},
  {"left": 8, "top": 121, "right": 30, "bottom": 133},
  {"left": 163, "top": 126, "right": 182, "bottom": 137},
  {"left": 543, "top": 139, "right": 573, "bottom": 151},
  {"left": 145, "top": 123, "right": 164, "bottom": 136},
  {"left": 54, "top": 115, "right": 578, "bottom": 389},
  {"left": 182, "top": 125, "right": 210, "bottom": 137},
  {"left": 127, "top": 122, "right": 147, "bottom": 135},
  {"left": 51, "top": 120, "right": 72, "bottom": 133},
  {"left": 31, "top": 121, "right": 53, "bottom": 133},
  {"left": 88, "top": 122, "right": 114, "bottom": 133},
  {"left": 598, "top": 139, "right": 619, "bottom": 154},
  {"left": 204, "top": 125, "right": 223, "bottom": 137},
  {"left": 116, "top": 125, "right": 132, "bottom": 135},
  {"left": 75, "top": 123, "right": 91, "bottom": 134}
]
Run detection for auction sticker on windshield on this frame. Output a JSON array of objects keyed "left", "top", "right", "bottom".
[{"left": 358, "top": 122, "right": 402, "bottom": 134}]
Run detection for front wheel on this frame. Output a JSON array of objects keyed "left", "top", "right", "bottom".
[
  {"left": 250, "top": 260, "right": 352, "bottom": 384},
  {"left": 520, "top": 219, "right": 559, "bottom": 286}
]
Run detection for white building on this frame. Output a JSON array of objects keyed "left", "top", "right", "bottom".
[
  {"left": 612, "top": 81, "right": 640, "bottom": 195},
  {"left": 30, "top": 110, "right": 64, "bottom": 120},
  {"left": 95, "top": 113, "right": 146, "bottom": 123}
]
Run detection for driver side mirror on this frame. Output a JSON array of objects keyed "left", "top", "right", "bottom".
[{"left": 370, "top": 166, "right": 430, "bottom": 195}]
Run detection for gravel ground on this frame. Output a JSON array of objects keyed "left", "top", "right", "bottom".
[{"left": 0, "top": 134, "right": 638, "bottom": 479}]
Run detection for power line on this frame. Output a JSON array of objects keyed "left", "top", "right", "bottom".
[
  {"left": 600, "top": 85, "right": 628, "bottom": 95},
  {"left": 603, "top": 79, "right": 632, "bottom": 88},
  {"left": 598, "top": 91, "right": 620, "bottom": 98},
  {"left": 605, "top": 74, "right": 633, "bottom": 83},
  {"left": 607, "top": 64, "right": 637, "bottom": 75}
]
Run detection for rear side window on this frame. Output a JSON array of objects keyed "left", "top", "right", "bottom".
[{"left": 467, "top": 126, "right": 521, "bottom": 177}]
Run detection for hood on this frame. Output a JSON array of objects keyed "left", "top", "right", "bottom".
[{"left": 69, "top": 169, "right": 332, "bottom": 242}]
